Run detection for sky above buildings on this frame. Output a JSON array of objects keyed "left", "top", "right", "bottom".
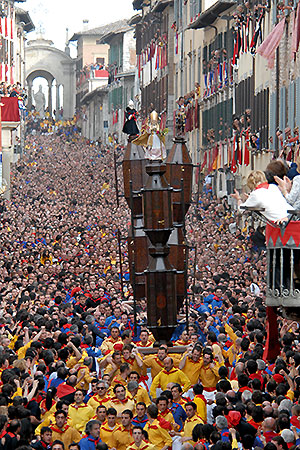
[{"left": 25, "top": 0, "right": 135, "bottom": 54}]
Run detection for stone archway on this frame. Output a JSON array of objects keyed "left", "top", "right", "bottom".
[{"left": 25, "top": 38, "right": 76, "bottom": 119}]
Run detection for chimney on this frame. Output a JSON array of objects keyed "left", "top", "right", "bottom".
[{"left": 83, "top": 20, "right": 89, "bottom": 31}]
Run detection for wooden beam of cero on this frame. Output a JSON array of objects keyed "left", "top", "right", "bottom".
[{"left": 136, "top": 346, "right": 188, "bottom": 355}]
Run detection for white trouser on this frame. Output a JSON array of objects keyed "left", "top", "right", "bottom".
[
  {"left": 203, "top": 389, "right": 216, "bottom": 425},
  {"left": 172, "top": 435, "right": 182, "bottom": 450},
  {"left": 185, "top": 388, "right": 195, "bottom": 400}
]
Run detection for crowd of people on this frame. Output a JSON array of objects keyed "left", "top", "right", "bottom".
[
  {"left": 0, "top": 128, "right": 299, "bottom": 450},
  {"left": 25, "top": 113, "right": 79, "bottom": 137}
]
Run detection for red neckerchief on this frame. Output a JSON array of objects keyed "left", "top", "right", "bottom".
[
  {"left": 40, "top": 440, "right": 52, "bottom": 449},
  {"left": 162, "top": 368, "right": 177, "bottom": 375},
  {"left": 195, "top": 394, "right": 207, "bottom": 404},
  {"left": 255, "top": 182, "right": 269, "bottom": 190},
  {"left": 136, "top": 341, "right": 152, "bottom": 347},
  {"left": 111, "top": 396, "right": 130, "bottom": 405},
  {"left": 124, "top": 357, "right": 135, "bottom": 365},
  {"left": 154, "top": 358, "right": 164, "bottom": 367},
  {"left": 160, "top": 409, "right": 171, "bottom": 417},
  {"left": 7, "top": 432, "right": 16, "bottom": 438},
  {"left": 50, "top": 424, "right": 70, "bottom": 433},
  {"left": 71, "top": 403, "right": 89, "bottom": 409},
  {"left": 100, "top": 422, "right": 120, "bottom": 432},
  {"left": 88, "top": 436, "right": 100, "bottom": 445},
  {"left": 91, "top": 395, "right": 110, "bottom": 404}
]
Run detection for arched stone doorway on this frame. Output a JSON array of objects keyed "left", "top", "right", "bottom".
[{"left": 25, "top": 38, "right": 76, "bottom": 119}]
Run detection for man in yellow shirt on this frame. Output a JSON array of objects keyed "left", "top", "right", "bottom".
[
  {"left": 144, "top": 404, "right": 173, "bottom": 450},
  {"left": 150, "top": 357, "right": 191, "bottom": 399},
  {"left": 135, "top": 329, "right": 153, "bottom": 348},
  {"left": 108, "top": 383, "right": 135, "bottom": 419},
  {"left": 111, "top": 362, "right": 131, "bottom": 388},
  {"left": 75, "top": 357, "right": 95, "bottom": 391},
  {"left": 88, "top": 380, "right": 111, "bottom": 412},
  {"left": 192, "top": 384, "right": 207, "bottom": 423},
  {"left": 99, "top": 407, "right": 121, "bottom": 448},
  {"left": 111, "top": 409, "right": 134, "bottom": 450},
  {"left": 179, "top": 346, "right": 202, "bottom": 385},
  {"left": 100, "top": 326, "right": 122, "bottom": 355},
  {"left": 127, "top": 426, "right": 155, "bottom": 449},
  {"left": 142, "top": 346, "right": 168, "bottom": 379},
  {"left": 198, "top": 351, "right": 222, "bottom": 390},
  {"left": 49, "top": 410, "right": 81, "bottom": 449},
  {"left": 68, "top": 390, "right": 94, "bottom": 433},
  {"left": 180, "top": 402, "right": 203, "bottom": 445}
]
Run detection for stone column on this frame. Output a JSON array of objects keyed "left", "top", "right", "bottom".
[
  {"left": 27, "top": 79, "right": 33, "bottom": 110},
  {"left": 48, "top": 80, "right": 53, "bottom": 117},
  {"left": 2, "top": 122, "right": 19, "bottom": 200},
  {"left": 56, "top": 84, "right": 60, "bottom": 118}
]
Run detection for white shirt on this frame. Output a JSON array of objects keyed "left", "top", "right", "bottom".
[{"left": 240, "top": 183, "right": 293, "bottom": 222}]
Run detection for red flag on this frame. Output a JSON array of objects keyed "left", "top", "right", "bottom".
[
  {"left": 231, "top": 137, "right": 237, "bottom": 173},
  {"left": 5, "top": 18, "right": 7, "bottom": 37},
  {"left": 10, "top": 18, "right": 13, "bottom": 39},
  {"left": 237, "top": 138, "right": 242, "bottom": 165},
  {"left": 10, "top": 66, "right": 13, "bottom": 84},
  {"left": 263, "top": 307, "right": 280, "bottom": 361},
  {"left": 244, "top": 129, "right": 250, "bottom": 166},
  {"left": 200, "top": 151, "right": 207, "bottom": 171},
  {"left": 208, "top": 148, "right": 213, "bottom": 172},
  {"left": 212, "top": 144, "right": 219, "bottom": 170}
]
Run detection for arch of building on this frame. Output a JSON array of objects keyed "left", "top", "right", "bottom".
[{"left": 25, "top": 38, "right": 76, "bottom": 119}]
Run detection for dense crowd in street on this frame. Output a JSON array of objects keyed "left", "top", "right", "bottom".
[{"left": 0, "top": 129, "right": 299, "bottom": 450}]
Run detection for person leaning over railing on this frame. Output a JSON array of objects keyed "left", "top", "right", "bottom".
[{"left": 231, "top": 170, "right": 293, "bottom": 224}]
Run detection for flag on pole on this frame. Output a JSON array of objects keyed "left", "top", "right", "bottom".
[
  {"left": 256, "top": 17, "right": 285, "bottom": 68},
  {"left": 244, "top": 129, "right": 250, "bottom": 166}
]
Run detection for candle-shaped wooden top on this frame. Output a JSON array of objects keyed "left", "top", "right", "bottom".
[{"left": 165, "top": 137, "right": 193, "bottom": 223}]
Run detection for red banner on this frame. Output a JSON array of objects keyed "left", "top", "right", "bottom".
[
  {"left": 266, "top": 221, "right": 300, "bottom": 247},
  {"left": 1, "top": 97, "right": 20, "bottom": 122}
]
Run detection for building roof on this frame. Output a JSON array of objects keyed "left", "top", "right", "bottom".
[
  {"left": 15, "top": 7, "right": 35, "bottom": 33},
  {"left": 99, "top": 21, "right": 133, "bottom": 45},
  {"left": 69, "top": 19, "right": 130, "bottom": 42},
  {"left": 81, "top": 85, "right": 109, "bottom": 104}
]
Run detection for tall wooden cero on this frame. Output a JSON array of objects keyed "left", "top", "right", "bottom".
[
  {"left": 123, "top": 133, "right": 193, "bottom": 343},
  {"left": 165, "top": 136, "right": 193, "bottom": 313},
  {"left": 123, "top": 143, "right": 149, "bottom": 302}
]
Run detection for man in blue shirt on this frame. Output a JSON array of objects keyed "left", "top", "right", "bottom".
[
  {"left": 79, "top": 420, "right": 101, "bottom": 450},
  {"left": 132, "top": 402, "right": 148, "bottom": 429}
]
